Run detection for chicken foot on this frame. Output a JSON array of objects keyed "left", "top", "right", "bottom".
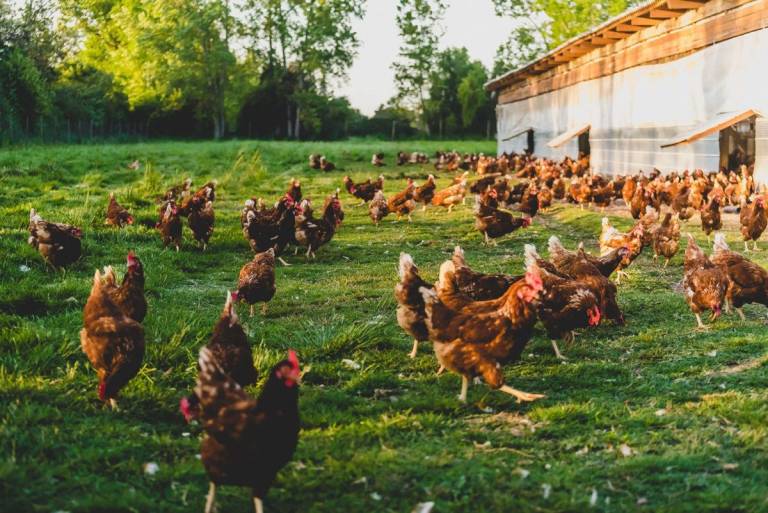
[
  {"left": 499, "top": 385, "right": 546, "bottom": 403},
  {"left": 736, "top": 307, "right": 746, "bottom": 321},
  {"left": 204, "top": 482, "right": 216, "bottom": 513},
  {"left": 694, "top": 313, "right": 709, "bottom": 330},
  {"left": 408, "top": 339, "right": 419, "bottom": 359},
  {"left": 458, "top": 375, "right": 469, "bottom": 403},
  {"left": 278, "top": 257, "right": 291, "bottom": 266},
  {"left": 551, "top": 340, "right": 568, "bottom": 360},
  {"left": 253, "top": 497, "right": 264, "bottom": 513}
]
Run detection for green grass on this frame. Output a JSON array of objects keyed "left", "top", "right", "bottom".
[{"left": 1, "top": 139, "right": 767, "bottom": 513}]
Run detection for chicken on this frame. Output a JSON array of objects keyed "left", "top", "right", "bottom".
[
  {"left": 629, "top": 187, "right": 650, "bottom": 219},
  {"left": 622, "top": 177, "right": 637, "bottom": 206},
  {"left": 319, "top": 156, "right": 335, "bottom": 172},
  {"left": 413, "top": 174, "right": 437, "bottom": 211},
  {"left": 244, "top": 195, "right": 299, "bottom": 266},
  {"left": 524, "top": 245, "right": 601, "bottom": 360},
  {"left": 371, "top": 153, "right": 385, "bottom": 167},
  {"left": 195, "top": 346, "right": 299, "bottom": 513},
  {"left": 157, "top": 202, "right": 182, "bottom": 251},
  {"left": 309, "top": 154, "right": 321, "bottom": 169},
  {"left": 548, "top": 238, "right": 627, "bottom": 279},
  {"left": 518, "top": 183, "right": 539, "bottom": 217},
  {"left": 451, "top": 246, "right": 519, "bottom": 301},
  {"left": 105, "top": 192, "right": 134, "bottom": 227},
  {"left": 599, "top": 217, "right": 644, "bottom": 283},
  {"left": 739, "top": 195, "right": 767, "bottom": 251},
  {"left": 343, "top": 175, "right": 383, "bottom": 204},
  {"left": 568, "top": 177, "right": 591, "bottom": 208},
  {"left": 652, "top": 212, "right": 680, "bottom": 267},
  {"left": 237, "top": 249, "right": 276, "bottom": 316},
  {"left": 387, "top": 179, "right": 416, "bottom": 222},
  {"left": 161, "top": 178, "right": 192, "bottom": 202},
  {"left": 286, "top": 178, "right": 302, "bottom": 204},
  {"left": 27, "top": 208, "right": 83, "bottom": 268},
  {"left": 368, "top": 190, "right": 389, "bottom": 225},
  {"left": 474, "top": 190, "right": 531, "bottom": 245},
  {"left": 80, "top": 268, "right": 145, "bottom": 409},
  {"left": 712, "top": 233, "right": 768, "bottom": 320},
  {"left": 188, "top": 197, "right": 215, "bottom": 250},
  {"left": 538, "top": 185, "right": 553, "bottom": 210},
  {"left": 639, "top": 206, "right": 659, "bottom": 247},
  {"left": 420, "top": 257, "right": 545, "bottom": 404},
  {"left": 700, "top": 194, "right": 723, "bottom": 242},
  {"left": 395, "top": 253, "right": 433, "bottom": 359},
  {"left": 671, "top": 186, "right": 695, "bottom": 221},
  {"left": 241, "top": 198, "right": 263, "bottom": 231},
  {"left": 547, "top": 236, "right": 624, "bottom": 325},
  {"left": 101, "top": 251, "right": 147, "bottom": 323},
  {"left": 432, "top": 179, "right": 467, "bottom": 213},
  {"left": 682, "top": 234, "right": 728, "bottom": 329},
  {"left": 180, "top": 291, "right": 259, "bottom": 423},
  {"left": 294, "top": 191, "right": 344, "bottom": 258}
]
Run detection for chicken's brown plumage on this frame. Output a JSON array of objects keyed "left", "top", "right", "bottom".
[
  {"left": 740, "top": 196, "right": 767, "bottom": 251},
  {"left": 195, "top": 347, "right": 299, "bottom": 513},
  {"left": 421, "top": 257, "right": 545, "bottom": 403},
  {"left": 105, "top": 192, "right": 134, "bottom": 227},
  {"left": 450, "top": 246, "right": 519, "bottom": 301},
  {"left": 712, "top": 233, "right": 768, "bottom": 318},
  {"left": 101, "top": 252, "right": 147, "bottom": 323},
  {"left": 237, "top": 249, "right": 276, "bottom": 316},
  {"left": 682, "top": 234, "right": 728, "bottom": 329},
  {"left": 343, "top": 175, "right": 383, "bottom": 203},
  {"left": 413, "top": 175, "right": 437, "bottom": 209},
  {"left": 158, "top": 202, "right": 183, "bottom": 251},
  {"left": 387, "top": 179, "right": 416, "bottom": 221},
  {"left": 180, "top": 291, "right": 259, "bottom": 424},
  {"left": 652, "top": 212, "right": 681, "bottom": 267},
  {"left": 294, "top": 191, "right": 344, "bottom": 258},
  {"left": 188, "top": 197, "right": 215, "bottom": 250},
  {"left": 395, "top": 253, "right": 433, "bottom": 358},
  {"left": 368, "top": 190, "right": 389, "bottom": 225},
  {"left": 80, "top": 269, "right": 145, "bottom": 408},
  {"left": 28, "top": 209, "right": 83, "bottom": 268}
]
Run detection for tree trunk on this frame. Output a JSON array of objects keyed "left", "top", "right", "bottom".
[
  {"left": 286, "top": 103, "right": 293, "bottom": 139},
  {"left": 391, "top": 120, "right": 396, "bottom": 140},
  {"left": 294, "top": 106, "right": 301, "bottom": 140}
]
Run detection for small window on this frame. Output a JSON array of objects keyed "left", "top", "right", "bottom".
[
  {"left": 720, "top": 117, "right": 755, "bottom": 171},
  {"left": 578, "top": 129, "right": 591, "bottom": 157}
]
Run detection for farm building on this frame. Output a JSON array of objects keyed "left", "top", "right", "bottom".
[{"left": 486, "top": 0, "right": 768, "bottom": 180}]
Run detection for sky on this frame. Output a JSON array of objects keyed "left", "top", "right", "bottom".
[{"left": 335, "top": 0, "right": 512, "bottom": 116}]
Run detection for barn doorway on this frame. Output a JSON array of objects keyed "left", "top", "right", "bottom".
[
  {"left": 578, "top": 129, "right": 591, "bottom": 157},
  {"left": 526, "top": 129, "right": 535, "bottom": 154},
  {"left": 720, "top": 116, "right": 755, "bottom": 171}
]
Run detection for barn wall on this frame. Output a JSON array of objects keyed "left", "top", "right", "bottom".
[
  {"left": 496, "top": 27, "right": 768, "bottom": 177},
  {"left": 756, "top": 117, "right": 768, "bottom": 184}
]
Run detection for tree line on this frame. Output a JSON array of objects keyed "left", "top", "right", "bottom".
[{"left": 1, "top": 0, "right": 637, "bottom": 144}]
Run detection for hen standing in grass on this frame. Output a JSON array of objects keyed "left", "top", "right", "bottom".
[
  {"left": 700, "top": 194, "right": 723, "bottom": 242},
  {"left": 599, "top": 217, "right": 644, "bottom": 283},
  {"left": 420, "top": 257, "right": 545, "bottom": 403},
  {"left": 101, "top": 251, "right": 147, "bottom": 323},
  {"left": 711, "top": 233, "right": 768, "bottom": 320},
  {"left": 739, "top": 195, "right": 767, "bottom": 251},
  {"left": 105, "top": 192, "right": 134, "bottom": 227},
  {"left": 188, "top": 196, "right": 215, "bottom": 250},
  {"left": 196, "top": 347, "right": 300, "bottom": 513},
  {"left": 28, "top": 208, "right": 82, "bottom": 268},
  {"left": 413, "top": 174, "right": 437, "bottom": 212},
  {"left": 450, "top": 246, "right": 519, "bottom": 301},
  {"left": 294, "top": 191, "right": 344, "bottom": 258},
  {"left": 368, "top": 190, "right": 389, "bottom": 226},
  {"left": 158, "top": 202, "right": 182, "bottom": 251},
  {"left": 343, "top": 175, "right": 383, "bottom": 205},
  {"left": 395, "top": 253, "right": 434, "bottom": 359},
  {"left": 387, "top": 178, "right": 416, "bottom": 222},
  {"left": 80, "top": 268, "right": 145, "bottom": 409},
  {"left": 682, "top": 234, "right": 728, "bottom": 329},
  {"left": 180, "top": 291, "right": 259, "bottom": 423},
  {"left": 652, "top": 212, "right": 681, "bottom": 267},
  {"left": 237, "top": 248, "right": 276, "bottom": 316}
]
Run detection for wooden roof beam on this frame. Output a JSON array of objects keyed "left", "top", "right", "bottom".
[
  {"left": 615, "top": 23, "right": 643, "bottom": 32},
  {"left": 630, "top": 16, "right": 664, "bottom": 26},
  {"left": 602, "top": 30, "right": 630, "bottom": 38},
  {"left": 590, "top": 36, "right": 613, "bottom": 45},
  {"left": 649, "top": 8, "right": 681, "bottom": 18},
  {"left": 665, "top": 0, "right": 706, "bottom": 9}
]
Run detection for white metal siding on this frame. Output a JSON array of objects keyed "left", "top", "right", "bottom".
[
  {"left": 497, "top": 28, "right": 768, "bottom": 177},
  {"left": 756, "top": 117, "right": 768, "bottom": 184}
]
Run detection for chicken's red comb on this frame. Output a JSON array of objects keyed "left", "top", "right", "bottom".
[{"left": 288, "top": 350, "right": 300, "bottom": 370}]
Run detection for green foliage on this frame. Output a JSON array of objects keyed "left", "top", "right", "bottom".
[
  {"left": 2, "top": 140, "right": 768, "bottom": 512},
  {"left": 492, "top": 0, "right": 640, "bottom": 71}
]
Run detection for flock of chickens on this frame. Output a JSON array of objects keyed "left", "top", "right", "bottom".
[{"left": 21, "top": 149, "right": 768, "bottom": 513}]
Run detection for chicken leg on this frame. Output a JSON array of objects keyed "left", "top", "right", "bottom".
[
  {"left": 664, "top": 258, "right": 670, "bottom": 268},
  {"left": 551, "top": 340, "right": 568, "bottom": 360},
  {"left": 458, "top": 375, "right": 469, "bottom": 403},
  {"left": 278, "top": 257, "right": 291, "bottom": 266},
  {"left": 254, "top": 497, "right": 264, "bottom": 513},
  {"left": 261, "top": 303, "right": 268, "bottom": 315},
  {"left": 250, "top": 304, "right": 255, "bottom": 317},
  {"left": 753, "top": 241, "right": 760, "bottom": 251},
  {"left": 205, "top": 483, "right": 216, "bottom": 513},
  {"left": 421, "top": 205, "right": 427, "bottom": 212},
  {"left": 695, "top": 313, "right": 709, "bottom": 330},
  {"left": 744, "top": 241, "right": 750, "bottom": 252},
  {"left": 499, "top": 385, "right": 546, "bottom": 403},
  {"left": 108, "top": 398, "right": 119, "bottom": 411},
  {"left": 408, "top": 339, "right": 419, "bottom": 359},
  {"left": 736, "top": 308, "right": 746, "bottom": 321}
]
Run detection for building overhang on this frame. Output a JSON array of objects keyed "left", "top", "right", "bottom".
[
  {"left": 548, "top": 124, "right": 591, "bottom": 148},
  {"left": 660, "top": 109, "right": 763, "bottom": 148}
]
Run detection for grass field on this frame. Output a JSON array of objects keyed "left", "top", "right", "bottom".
[{"left": 1, "top": 139, "right": 767, "bottom": 513}]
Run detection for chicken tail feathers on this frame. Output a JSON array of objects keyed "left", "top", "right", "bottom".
[
  {"left": 713, "top": 232, "right": 729, "bottom": 253},
  {"left": 398, "top": 253, "right": 416, "bottom": 280},
  {"left": 547, "top": 235, "right": 564, "bottom": 257},
  {"left": 524, "top": 244, "right": 540, "bottom": 268}
]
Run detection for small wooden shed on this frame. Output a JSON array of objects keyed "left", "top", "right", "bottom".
[{"left": 486, "top": 0, "right": 768, "bottom": 180}]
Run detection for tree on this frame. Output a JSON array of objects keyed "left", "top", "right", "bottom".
[
  {"left": 457, "top": 62, "right": 493, "bottom": 137},
  {"left": 391, "top": 0, "right": 446, "bottom": 137},
  {"left": 492, "top": 0, "right": 638, "bottom": 72}
]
